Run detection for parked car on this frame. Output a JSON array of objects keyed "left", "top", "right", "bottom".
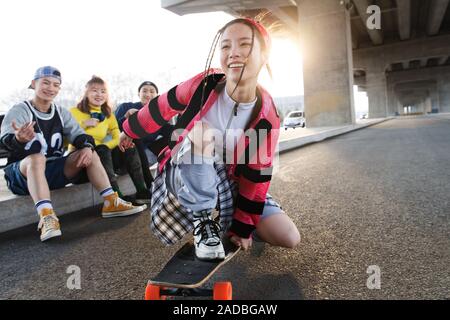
[{"left": 283, "top": 111, "right": 305, "bottom": 130}]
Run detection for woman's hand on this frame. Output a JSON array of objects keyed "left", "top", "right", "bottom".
[
  {"left": 118, "top": 132, "right": 135, "bottom": 152},
  {"left": 125, "top": 108, "right": 139, "bottom": 118},
  {"left": 230, "top": 235, "right": 253, "bottom": 251}
]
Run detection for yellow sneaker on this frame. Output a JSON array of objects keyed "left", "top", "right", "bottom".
[
  {"left": 102, "top": 192, "right": 145, "bottom": 218},
  {"left": 37, "top": 208, "right": 62, "bottom": 242}
]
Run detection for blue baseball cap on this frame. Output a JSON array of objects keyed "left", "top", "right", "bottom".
[{"left": 29, "top": 66, "right": 62, "bottom": 89}]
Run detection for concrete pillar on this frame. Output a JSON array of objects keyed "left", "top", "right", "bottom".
[
  {"left": 387, "top": 90, "right": 394, "bottom": 115},
  {"left": 366, "top": 72, "right": 388, "bottom": 118},
  {"left": 438, "top": 76, "right": 450, "bottom": 112},
  {"left": 397, "top": 100, "right": 403, "bottom": 115},
  {"left": 419, "top": 101, "right": 426, "bottom": 114},
  {"left": 425, "top": 96, "right": 432, "bottom": 113},
  {"left": 431, "top": 89, "right": 440, "bottom": 113},
  {"left": 298, "top": 0, "right": 355, "bottom": 127},
  {"left": 386, "top": 76, "right": 398, "bottom": 115}
]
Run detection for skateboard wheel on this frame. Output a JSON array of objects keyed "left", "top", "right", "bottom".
[
  {"left": 213, "top": 282, "right": 232, "bottom": 300},
  {"left": 145, "top": 284, "right": 166, "bottom": 300}
]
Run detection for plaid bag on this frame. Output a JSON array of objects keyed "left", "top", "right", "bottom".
[
  {"left": 150, "top": 162, "right": 281, "bottom": 246},
  {"left": 150, "top": 162, "right": 236, "bottom": 245}
]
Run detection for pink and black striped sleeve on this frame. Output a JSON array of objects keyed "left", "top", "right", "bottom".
[
  {"left": 122, "top": 72, "right": 206, "bottom": 139},
  {"left": 228, "top": 118, "right": 280, "bottom": 239}
]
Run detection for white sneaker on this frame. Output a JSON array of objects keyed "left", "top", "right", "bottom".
[
  {"left": 37, "top": 209, "right": 62, "bottom": 242},
  {"left": 193, "top": 210, "right": 225, "bottom": 260}
]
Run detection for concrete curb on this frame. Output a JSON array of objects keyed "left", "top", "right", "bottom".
[
  {"left": 0, "top": 117, "right": 392, "bottom": 234},
  {"left": 0, "top": 175, "right": 137, "bottom": 234},
  {"left": 278, "top": 117, "right": 392, "bottom": 153}
]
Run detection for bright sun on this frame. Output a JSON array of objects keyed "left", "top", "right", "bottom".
[{"left": 259, "top": 38, "right": 304, "bottom": 97}]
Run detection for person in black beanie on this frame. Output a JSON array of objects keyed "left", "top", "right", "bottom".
[{"left": 115, "top": 81, "right": 173, "bottom": 190}]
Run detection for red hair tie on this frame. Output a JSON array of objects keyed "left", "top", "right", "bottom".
[{"left": 243, "top": 18, "right": 272, "bottom": 52}]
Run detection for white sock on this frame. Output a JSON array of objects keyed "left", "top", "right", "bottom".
[
  {"left": 100, "top": 187, "right": 115, "bottom": 198},
  {"left": 35, "top": 200, "right": 53, "bottom": 216}
]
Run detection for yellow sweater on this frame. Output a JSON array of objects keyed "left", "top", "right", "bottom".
[{"left": 69, "top": 105, "right": 120, "bottom": 150}]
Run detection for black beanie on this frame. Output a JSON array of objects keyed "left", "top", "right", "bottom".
[{"left": 138, "top": 81, "right": 158, "bottom": 94}]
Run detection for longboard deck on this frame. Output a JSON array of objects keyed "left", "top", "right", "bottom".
[{"left": 149, "top": 238, "right": 240, "bottom": 289}]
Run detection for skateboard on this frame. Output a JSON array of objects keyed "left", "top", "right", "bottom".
[{"left": 145, "top": 237, "right": 241, "bottom": 300}]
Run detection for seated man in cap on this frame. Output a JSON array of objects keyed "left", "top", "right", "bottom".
[
  {"left": 0, "top": 66, "right": 145, "bottom": 242},
  {"left": 115, "top": 81, "right": 174, "bottom": 190}
]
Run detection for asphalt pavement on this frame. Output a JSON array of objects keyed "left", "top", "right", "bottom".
[{"left": 0, "top": 116, "right": 449, "bottom": 300}]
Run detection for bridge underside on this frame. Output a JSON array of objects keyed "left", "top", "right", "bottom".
[{"left": 161, "top": 0, "right": 450, "bottom": 126}]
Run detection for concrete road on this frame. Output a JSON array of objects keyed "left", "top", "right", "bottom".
[{"left": 0, "top": 116, "right": 449, "bottom": 300}]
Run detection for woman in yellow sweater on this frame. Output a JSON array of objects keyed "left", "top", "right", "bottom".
[{"left": 70, "top": 76, "right": 151, "bottom": 204}]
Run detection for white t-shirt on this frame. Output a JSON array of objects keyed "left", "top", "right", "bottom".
[{"left": 202, "top": 88, "right": 256, "bottom": 162}]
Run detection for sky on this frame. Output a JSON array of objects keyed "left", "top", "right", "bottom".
[{"left": 0, "top": 0, "right": 367, "bottom": 113}]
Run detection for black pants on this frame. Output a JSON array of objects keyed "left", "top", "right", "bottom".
[
  {"left": 96, "top": 144, "right": 146, "bottom": 192},
  {"left": 134, "top": 140, "right": 154, "bottom": 189}
]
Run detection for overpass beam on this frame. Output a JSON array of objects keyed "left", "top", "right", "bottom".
[
  {"left": 420, "top": 58, "right": 428, "bottom": 68},
  {"left": 268, "top": 6, "right": 299, "bottom": 34},
  {"left": 298, "top": 0, "right": 355, "bottom": 127},
  {"left": 402, "top": 61, "right": 410, "bottom": 70},
  {"left": 396, "top": 0, "right": 411, "bottom": 40},
  {"left": 427, "top": 0, "right": 450, "bottom": 36},
  {"left": 438, "top": 56, "right": 448, "bottom": 65}
]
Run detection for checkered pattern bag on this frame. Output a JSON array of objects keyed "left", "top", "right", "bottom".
[
  {"left": 150, "top": 162, "right": 281, "bottom": 246},
  {"left": 150, "top": 162, "right": 236, "bottom": 245}
]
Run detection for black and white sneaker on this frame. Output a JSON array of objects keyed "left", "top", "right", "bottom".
[{"left": 193, "top": 210, "right": 225, "bottom": 260}]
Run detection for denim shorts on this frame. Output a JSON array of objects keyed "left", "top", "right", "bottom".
[
  {"left": 4, "top": 155, "right": 87, "bottom": 196},
  {"left": 261, "top": 194, "right": 284, "bottom": 220}
]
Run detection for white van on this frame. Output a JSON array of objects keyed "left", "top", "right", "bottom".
[{"left": 283, "top": 111, "right": 305, "bottom": 130}]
